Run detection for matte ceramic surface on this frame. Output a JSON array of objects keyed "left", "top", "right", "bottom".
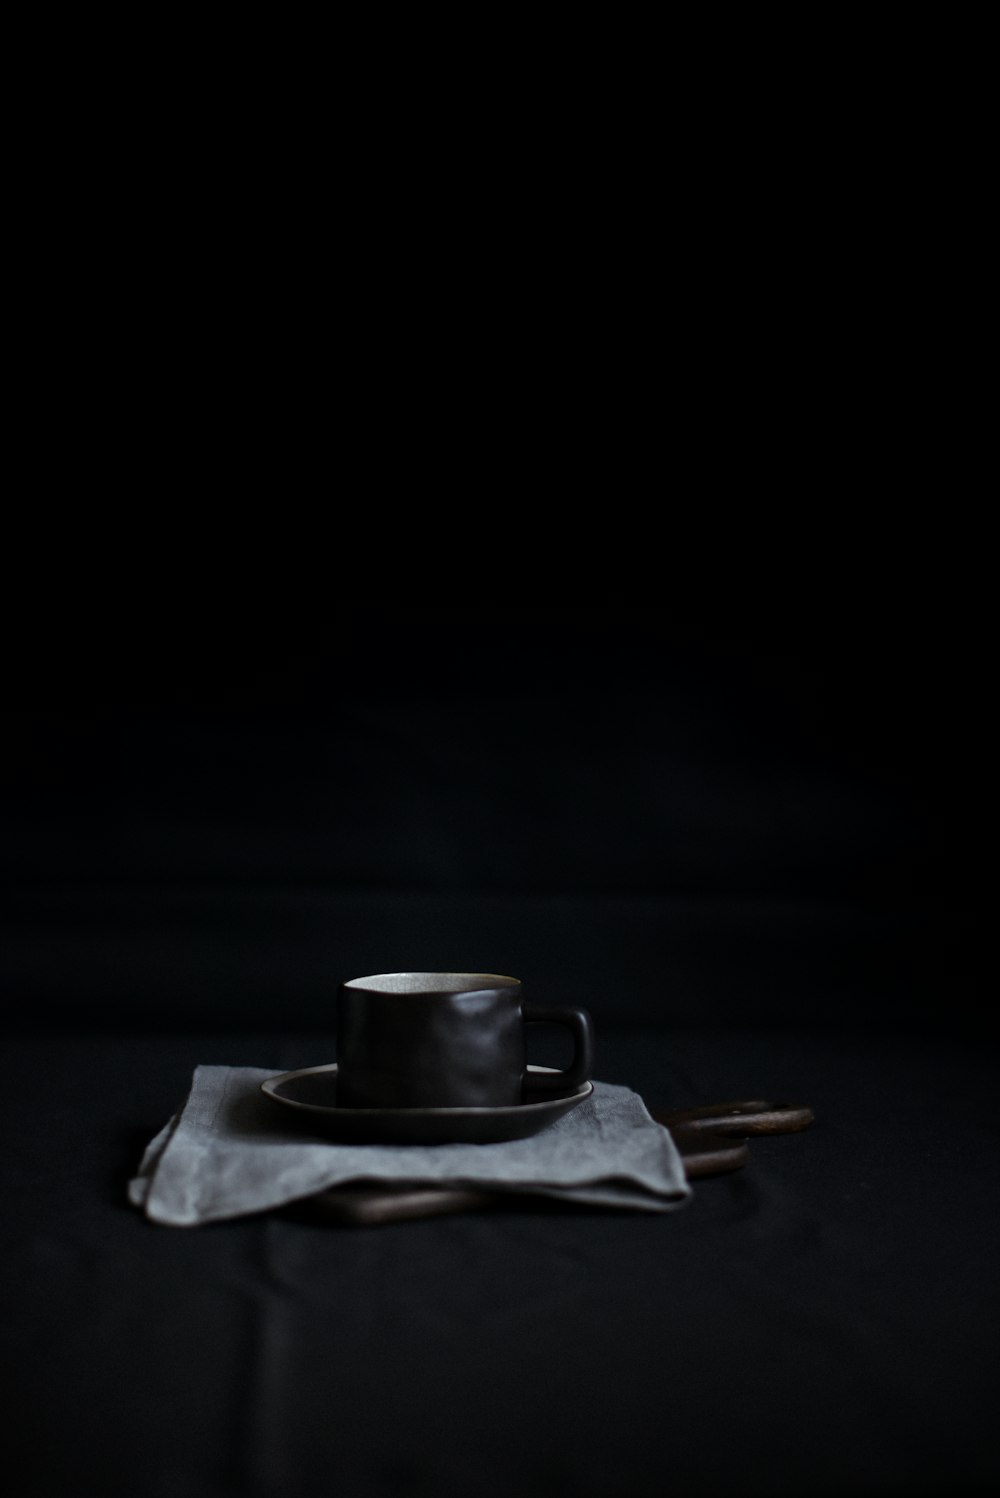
[
  {"left": 260, "top": 1064, "right": 593, "bottom": 1144},
  {"left": 336, "top": 970, "right": 593, "bottom": 1109}
]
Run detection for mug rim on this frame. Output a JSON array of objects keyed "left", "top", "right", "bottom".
[{"left": 342, "top": 971, "right": 520, "bottom": 995}]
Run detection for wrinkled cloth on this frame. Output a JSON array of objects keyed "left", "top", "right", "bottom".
[{"left": 129, "top": 1064, "right": 691, "bottom": 1225}]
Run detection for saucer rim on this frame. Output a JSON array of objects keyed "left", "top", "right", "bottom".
[{"left": 260, "top": 1063, "right": 593, "bottom": 1119}]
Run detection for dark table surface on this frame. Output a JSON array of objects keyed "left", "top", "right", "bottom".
[{"left": 3, "top": 1024, "right": 997, "bottom": 1498}]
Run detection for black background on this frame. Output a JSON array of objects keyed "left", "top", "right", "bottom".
[
  {"left": 1, "top": 498, "right": 986, "bottom": 1039},
  {"left": 2, "top": 52, "right": 996, "bottom": 1490}
]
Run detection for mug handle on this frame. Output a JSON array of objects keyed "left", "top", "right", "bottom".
[{"left": 521, "top": 1004, "right": 594, "bottom": 1093}]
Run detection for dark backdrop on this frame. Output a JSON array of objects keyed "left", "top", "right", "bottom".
[
  {"left": 3, "top": 37, "right": 996, "bottom": 1498},
  {"left": 1, "top": 514, "right": 983, "bottom": 1039}
]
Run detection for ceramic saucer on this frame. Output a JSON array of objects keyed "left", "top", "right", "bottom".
[{"left": 260, "top": 1064, "right": 593, "bottom": 1144}]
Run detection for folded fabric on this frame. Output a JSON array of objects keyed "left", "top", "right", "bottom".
[{"left": 129, "top": 1065, "right": 692, "bottom": 1226}]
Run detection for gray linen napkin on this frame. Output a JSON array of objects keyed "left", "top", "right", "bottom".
[{"left": 129, "top": 1065, "right": 691, "bottom": 1225}]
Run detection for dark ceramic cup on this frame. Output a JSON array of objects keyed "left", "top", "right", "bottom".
[{"left": 336, "top": 972, "right": 594, "bottom": 1110}]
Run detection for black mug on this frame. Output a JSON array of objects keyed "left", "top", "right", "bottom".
[{"left": 336, "top": 972, "right": 594, "bottom": 1109}]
